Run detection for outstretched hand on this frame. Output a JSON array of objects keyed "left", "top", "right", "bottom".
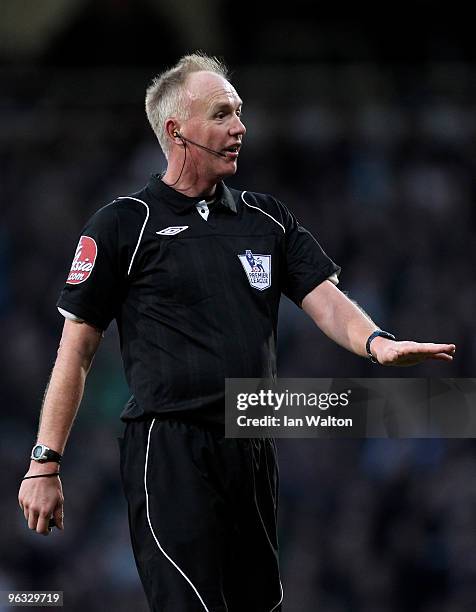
[{"left": 372, "top": 339, "right": 456, "bottom": 367}]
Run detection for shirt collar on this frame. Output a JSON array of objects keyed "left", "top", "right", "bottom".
[{"left": 147, "top": 173, "right": 237, "bottom": 215}]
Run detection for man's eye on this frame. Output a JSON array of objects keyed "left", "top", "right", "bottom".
[{"left": 215, "top": 112, "right": 225, "bottom": 119}]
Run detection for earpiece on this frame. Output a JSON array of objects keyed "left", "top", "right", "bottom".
[{"left": 173, "top": 130, "right": 181, "bottom": 138}]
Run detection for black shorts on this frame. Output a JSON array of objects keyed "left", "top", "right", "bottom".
[{"left": 118, "top": 417, "right": 283, "bottom": 612}]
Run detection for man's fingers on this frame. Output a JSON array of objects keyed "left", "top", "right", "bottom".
[
  {"left": 53, "top": 504, "right": 64, "bottom": 530},
  {"left": 401, "top": 342, "right": 455, "bottom": 354},
  {"left": 36, "top": 513, "right": 52, "bottom": 536},
  {"left": 379, "top": 341, "right": 456, "bottom": 366},
  {"left": 27, "top": 510, "right": 39, "bottom": 531},
  {"left": 394, "top": 342, "right": 456, "bottom": 358},
  {"left": 426, "top": 343, "right": 455, "bottom": 354},
  {"left": 422, "top": 343, "right": 455, "bottom": 354},
  {"left": 431, "top": 352, "right": 454, "bottom": 361}
]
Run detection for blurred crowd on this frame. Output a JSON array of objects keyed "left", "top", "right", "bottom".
[{"left": 1, "top": 61, "right": 475, "bottom": 611}]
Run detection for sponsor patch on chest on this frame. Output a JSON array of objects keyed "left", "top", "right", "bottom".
[
  {"left": 238, "top": 249, "right": 271, "bottom": 290},
  {"left": 67, "top": 236, "right": 98, "bottom": 284}
]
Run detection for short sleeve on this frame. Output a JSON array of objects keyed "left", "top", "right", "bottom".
[
  {"left": 56, "top": 203, "right": 126, "bottom": 330},
  {"left": 277, "top": 199, "right": 341, "bottom": 306}
]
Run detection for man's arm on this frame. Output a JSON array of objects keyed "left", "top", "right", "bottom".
[
  {"left": 18, "top": 318, "right": 102, "bottom": 535},
  {"left": 302, "top": 280, "right": 455, "bottom": 366}
]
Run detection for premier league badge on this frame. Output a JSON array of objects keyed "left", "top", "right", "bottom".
[{"left": 238, "top": 249, "right": 271, "bottom": 291}]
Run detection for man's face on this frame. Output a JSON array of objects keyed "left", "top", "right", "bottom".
[{"left": 179, "top": 71, "right": 246, "bottom": 179}]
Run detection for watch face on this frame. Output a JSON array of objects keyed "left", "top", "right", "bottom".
[{"left": 32, "top": 445, "right": 44, "bottom": 459}]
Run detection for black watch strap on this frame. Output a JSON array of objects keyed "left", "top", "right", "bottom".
[{"left": 366, "top": 330, "right": 396, "bottom": 364}]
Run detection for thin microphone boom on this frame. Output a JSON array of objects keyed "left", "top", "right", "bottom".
[{"left": 175, "top": 133, "right": 228, "bottom": 158}]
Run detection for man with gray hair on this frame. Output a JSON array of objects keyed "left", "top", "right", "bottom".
[
  {"left": 18, "top": 52, "right": 455, "bottom": 611},
  {"left": 145, "top": 53, "right": 229, "bottom": 159}
]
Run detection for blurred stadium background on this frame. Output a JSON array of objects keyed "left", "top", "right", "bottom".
[{"left": 1, "top": 1, "right": 475, "bottom": 610}]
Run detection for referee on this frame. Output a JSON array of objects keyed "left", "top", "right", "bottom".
[{"left": 18, "top": 53, "right": 456, "bottom": 611}]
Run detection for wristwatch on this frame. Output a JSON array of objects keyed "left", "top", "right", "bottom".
[
  {"left": 30, "top": 443, "right": 62, "bottom": 464},
  {"left": 366, "top": 330, "right": 396, "bottom": 364}
]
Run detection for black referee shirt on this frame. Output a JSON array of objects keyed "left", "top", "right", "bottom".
[{"left": 57, "top": 174, "right": 340, "bottom": 422}]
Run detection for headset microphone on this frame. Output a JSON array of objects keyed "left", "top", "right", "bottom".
[{"left": 174, "top": 131, "right": 228, "bottom": 158}]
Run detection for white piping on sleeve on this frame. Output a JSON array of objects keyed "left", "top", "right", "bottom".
[
  {"left": 57, "top": 307, "right": 84, "bottom": 322},
  {"left": 144, "top": 419, "right": 210, "bottom": 612},
  {"left": 116, "top": 196, "right": 150, "bottom": 276},
  {"left": 270, "top": 581, "right": 284, "bottom": 611},
  {"left": 241, "top": 192, "right": 285, "bottom": 234}
]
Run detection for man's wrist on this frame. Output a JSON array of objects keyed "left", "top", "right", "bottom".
[
  {"left": 369, "top": 335, "right": 391, "bottom": 355},
  {"left": 29, "top": 443, "right": 63, "bottom": 473},
  {"left": 366, "top": 330, "right": 396, "bottom": 363},
  {"left": 27, "top": 459, "right": 60, "bottom": 474}
]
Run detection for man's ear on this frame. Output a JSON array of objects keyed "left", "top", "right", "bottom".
[{"left": 165, "top": 119, "right": 182, "bottom": 143}]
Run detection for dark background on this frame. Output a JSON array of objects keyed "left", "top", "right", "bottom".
[{"left": 1, "top": 1, "right": 475, "bottom": 610}]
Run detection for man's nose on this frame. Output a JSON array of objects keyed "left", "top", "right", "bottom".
[{"left": 230, "top": 115, "right": 246, "bottom": 137}]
